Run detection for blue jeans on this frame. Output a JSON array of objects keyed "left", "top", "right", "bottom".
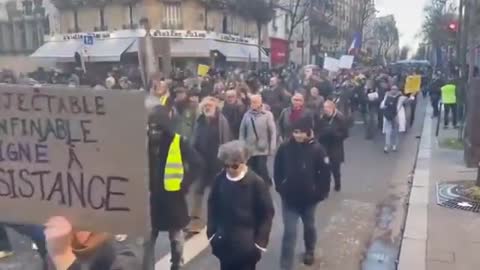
[
  {"left": 385, "top": 119, "right": 399, "bottom": 149},
  {"left": 280, "top": 201, "right": 317, "bottom": 270}
]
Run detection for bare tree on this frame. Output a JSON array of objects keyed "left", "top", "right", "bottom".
[
  {"left": 357, "top": 0, "right": 376, "bottom": 48},
  {"left": 275, "top": 0, "right": 313, "bottom": 63},
  {"left": 309, "top": 0, "right": 336, "bottom": 57},
  {"left": 373, "top": 17, "right": 399, "bottom": 64},
  {"left": 234, "top": 0, "right": 274, "bottom": 69},
  {"left": 399, "top": 46, "right": 410, "bottom": 60}
]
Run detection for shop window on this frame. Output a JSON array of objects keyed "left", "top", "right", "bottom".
[{"left": 164, "top": 2, "right": 182, "bottom": 29}]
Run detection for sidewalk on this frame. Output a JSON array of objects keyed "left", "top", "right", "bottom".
[{"left": 399, "top": 109, "right": 480, "bottom": 270}]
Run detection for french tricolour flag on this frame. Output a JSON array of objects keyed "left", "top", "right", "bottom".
[{"left": 348, "top": 32, "right": 362, "bottom": 55}]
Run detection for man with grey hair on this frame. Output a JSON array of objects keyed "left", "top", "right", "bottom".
[
  {"left": 223, "top": 90, "right": 247, "bottom": 139},
  {"left": 189, "top": 96, "right": 233, "bottom": 233},
  {"left": 240, "top": 94, "right": 276, "bottom": 186},
  {"left": 208, "top": 140, "right": 274, "bottom": 270}
]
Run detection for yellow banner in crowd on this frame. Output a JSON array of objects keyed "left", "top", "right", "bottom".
[
  {"left": 404, "top": 75, "right": 422, "bottom": 94},
  {"left": 197, "top": 64, "right": 210, "bottom": 77}
]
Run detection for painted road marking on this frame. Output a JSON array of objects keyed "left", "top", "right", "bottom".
[{"left": 155, "top": 228, "right": 209, "bottom": 269}]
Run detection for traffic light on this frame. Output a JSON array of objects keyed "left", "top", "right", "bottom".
[{"left": 448, "top": 21, "right": 458, "bottom": 32}]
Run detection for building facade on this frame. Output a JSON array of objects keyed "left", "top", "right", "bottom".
[
  {"left": 0, "top": 0, "right": 58, "bottom": 72},
  {"left": 267, "top": 0, "right": 310, "bottom": 67}
]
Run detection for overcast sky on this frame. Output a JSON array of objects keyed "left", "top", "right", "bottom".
[{"left": 376, "top": 0, "right": 429, "bottom": 50}]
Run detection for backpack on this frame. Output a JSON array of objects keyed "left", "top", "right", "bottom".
[{"left": 383, "top": 95, "right": 400, "bottom": 121}]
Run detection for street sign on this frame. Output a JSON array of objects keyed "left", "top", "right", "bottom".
[{"left": 83, "top": 34, "right": 95, "bottom": 46}]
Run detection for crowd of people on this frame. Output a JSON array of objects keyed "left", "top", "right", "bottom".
[{"left": 0, "top": 62, "right": 446, "bottom": 270}]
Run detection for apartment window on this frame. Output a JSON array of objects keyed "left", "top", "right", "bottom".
[
  {"left": 272, "top": 10, "right": 277, "bottom": 29},
  {"left": 164, "top": 3, "right": 182, "bottom": 29},
  {"left": 285, "top": 14, "right": 289, "bottom": 35},
  {"left": 99, "top": 8, "right": 106, "bottom": 30}
]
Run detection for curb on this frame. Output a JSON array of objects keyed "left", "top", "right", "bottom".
[{"left": 398, "top": 107, "right": 432, "bottom": 270}]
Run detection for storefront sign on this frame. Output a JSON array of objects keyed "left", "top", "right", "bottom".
[
  {"left": 62, "top": 32, "right": 111, "bottom": 41},
  {"left": 150, "top": 29, "right": 207, "bottom": 39}
]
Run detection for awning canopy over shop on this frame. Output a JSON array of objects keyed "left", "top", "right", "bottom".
[
  {"left": 215, "top": 41, "right": 268, "bottom": 63},
  {"left": 30, "top": 38, "right": 136, "bottom": 62},
  {"left": 128, "top": 38, "right": 268, "bottom": 62},
  {"left": 82, "top": 38, "right": 136, "bottom": 62},
  {"left": 31, "top": 36, "right": 268, "bottom": 63},
  {"left": 30, "top": 40, "right": 83, "bottom": 62}
]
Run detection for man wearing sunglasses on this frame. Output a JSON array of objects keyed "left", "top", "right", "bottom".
[{"left": 274, "top": 116, "right": 331, "bottom": 270}]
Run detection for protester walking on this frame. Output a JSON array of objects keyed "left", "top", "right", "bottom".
[
  {"left": 381, "top": 85, "right": 407, "bottom": 153},
  {"left": 440, "top": 80, "right": 458, "bottom": 129},
  {"left": 262, "top": 76, "right": 290, "bottom": 120},
  {"left": 274, "top": 117, "right": 331, "bottom": 270},
  {"left": 207, "top": 140, "right": 274, "bottom": 270},
  {"left": 278, "top": 93, "right": 314, "bottom": 141},
  {"left": 317, "top": 101, "right": 349, "bottom": 192},
  {"left": 239, "top": 94, "right": 277, "bottom": 186},
  {"left": 223, "top": 90, "right": 248, "bottom": 139},
  {"left": 172, "top": 87, "right": 198, "bottom": 139},
  {"left": 144, "top": 105, "right": 203, "bottom": 270},
  {"left": 428, "top": 74, "right": 443, "bottom": 118},
  {"left": 305, "top": 87, "right": 325, "bottom": 117},
  {"left": 189, "top": 96, "right": 233, "bottom": 233}
]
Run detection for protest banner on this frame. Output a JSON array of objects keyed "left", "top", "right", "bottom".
[
  {"left": 197, "top": 64, "right": 210, "bottom": 77},
  {"left": 339, "top": 55, "right": 354, "bottom": 69},
  {"left": 404, "top": 75, "right": 422, "bottom": 94},
  {"left": 0, "top": 85, "right": 149, "bottom": 237},
  {"left": 323, "top": 57, "right": 340, "bottom": 72}
]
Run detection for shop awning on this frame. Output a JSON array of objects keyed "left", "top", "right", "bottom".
[
  {"left": 30, "top": 40, "right": 83, "bottom": 62},
  {"left": 216, "top": 42, "right": 268, "bottom": 63},
  {"left": 83, "top": 38, "right": 136, "bottom": 62}
]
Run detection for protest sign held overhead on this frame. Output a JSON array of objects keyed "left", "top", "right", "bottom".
[
  {"left": 323, "top": 57, "right": 340, "bottom": 72},
  {"left": 0, "top": 84, "right": 149, "bottom": 237},
  {"left": 339, "top": 55, "right": 354, "bottom": 69},
  {"left": 404, "top": 75, "right": 422, "bottom": 94}
]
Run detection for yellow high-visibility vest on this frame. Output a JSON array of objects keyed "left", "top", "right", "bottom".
[
  {"left": 164, "top": 134, "right": 184, "bottom": 192},
  {"left": 160, "top": 96, "right": 168, "bottom": 106},
  {"left": 441, "top": 84, "right": 457, "bottom": 104}
]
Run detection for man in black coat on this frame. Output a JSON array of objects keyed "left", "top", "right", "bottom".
[
  {"left": 274, "top": 117, "right": 331, "bottom": 270},
  {"left": 317, "top": 100, "right": 349, "bottom": 192},
  {"left": 143, "top": 106, "right": 203, "bottom": 270}
]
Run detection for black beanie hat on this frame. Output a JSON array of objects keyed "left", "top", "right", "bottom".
[
  {"left": 148, "top": 105, "right": 173, "bottom": 132},
  {"left": 292, "top": 116, "right": 313, "bottom": 133}
]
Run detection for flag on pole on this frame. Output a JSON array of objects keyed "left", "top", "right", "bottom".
[{"left": 348, "top": 32, "right": 362, "bottom": 55}]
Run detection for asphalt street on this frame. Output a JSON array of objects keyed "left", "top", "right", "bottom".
[{"left": 1, "top": 99, "right": 426, "bottom": 270}]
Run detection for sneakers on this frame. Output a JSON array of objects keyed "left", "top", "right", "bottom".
[
  {"left": 392, "top": 145, "right": 398, "bottom": 152},
  {"left": 115, "top": 234, "right": 128, "bottom": 242},
  {"left": 0, "top": 251, "right": 13, "bottom": 259},
  {"left": 334, "top": 183, "right": 341, "bottom": 192},
  {"left": 384, "top": 147, "right": 389, "bottom": 154},
  {"left": 303, "top": 252, "right": 315, "bottom": 266}
]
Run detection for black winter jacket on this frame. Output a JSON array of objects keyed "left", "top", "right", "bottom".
[
  {"left": 274, "top": 138, "right": 331, "bottom": 209},
  {"left": 148, "top": 132, "right": 203, "bottom": 231},
  {"left": 207, "top": 170, "right": 274, "bottom": 264}
]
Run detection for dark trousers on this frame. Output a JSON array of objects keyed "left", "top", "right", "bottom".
[
  {"left": 0, "top": 224, "right": 48, "bottom": 269},
  {"left": 248, "top": 156, "right": 272, "bottom": 186},
  {"left": 444, "top": 104, "right": 458, "bottom": 127},
  {"left": 431, "top": 98, "right": 440, "bottom": 117},
  {"left": 142, "top": 229, "right": 184, "bottom": 270},
  {"left": 330, "top": 161, "right": 342, "bottom": 188},
  {"left": 280, "top": 201, "right": 317, "bottom": 270},
  {"left": 410, "top": 99, "right": 417, "bottom": 127},
  {"left": 220, "top": 260, "right": 257, "bottom": 270}
]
